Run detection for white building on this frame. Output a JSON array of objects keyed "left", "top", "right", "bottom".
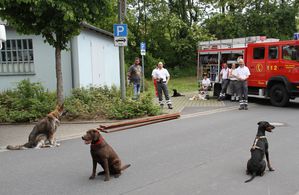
[{"left": 0, "top": 23, "right": 120, "bottom": 95}]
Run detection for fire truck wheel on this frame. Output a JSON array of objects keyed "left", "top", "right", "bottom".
[{"left": 270, "top": 84, "right": 289, "bottom": 107}]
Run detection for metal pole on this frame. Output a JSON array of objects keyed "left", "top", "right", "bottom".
[
  {"left": 118, "top": 0, "right": 126, "bottom": 100},
  {"left": 142, "top": 55, "right": 145, "bottom": 92}
]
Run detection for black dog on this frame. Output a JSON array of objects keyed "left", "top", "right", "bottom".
[
  {"left": 245, "top": 121, "right": 275, "bottom": 183},
  {"left": 172, "top": 89, "right": 184, "bottom": 97}
]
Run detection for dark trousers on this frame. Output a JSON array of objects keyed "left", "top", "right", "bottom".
[
  {"left": 157, "top": 82, "right": 171, "bottom": 105},
  {"left": 230, "top": 80, "right": 239, "bottom": 100},
  {"left": 237, "top": 80, "right": 248, "bottom": 106},
  {"left": 220, "top": 79, "right": 230, "bottom": 96}
]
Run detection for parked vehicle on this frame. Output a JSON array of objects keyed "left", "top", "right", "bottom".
[{"left": 197, "top": 36, "right": 299, "bottom": 106}]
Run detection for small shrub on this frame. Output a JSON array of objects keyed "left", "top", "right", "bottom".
[
  {"left": 0, "top": 79, "right": 56, "bottom": 122},
  {"left": 0, "top": 80, "right": 161, "bottom": 122},
  {"left": 65, "top": 86, "right": 160, "bottom": 120},
  {"left": 103, "top": 92, "right": 161, "bottom": 119}
]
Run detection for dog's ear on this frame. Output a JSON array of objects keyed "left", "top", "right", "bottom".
[
  {"left": 92, "top": 130, "right": 100, "bottom": 141},
  {"left": 59, "top": 103, "right": 64, "bottom": 111},
  {"left": 257, "top": 121, "right": 266, "bottom": 125}
]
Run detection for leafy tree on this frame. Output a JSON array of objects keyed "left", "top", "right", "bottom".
[
  {"left": 0, "top": 0, "right": 112, "bottom": 105},
  {"left": 204, "top": 0, "right": 297, "bottom": 40}
]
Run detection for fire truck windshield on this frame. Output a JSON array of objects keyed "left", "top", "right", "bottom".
[{"left": 282, "top": 45, "right": 299, "bottom": 62}]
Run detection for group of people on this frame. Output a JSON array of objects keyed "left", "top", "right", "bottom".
[
  {"left": 218, "top": 58, "right": 251, "bottom": 110},
  {"left": 127, "top": 56, "right": 250, "bottom": 111},
  {"left": 127, "top": 57, "right": 173, "bottom": 109}
]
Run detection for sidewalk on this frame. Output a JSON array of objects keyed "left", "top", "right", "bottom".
[{"left": 0, "top": 91, "right": 237, "bottom": 150}]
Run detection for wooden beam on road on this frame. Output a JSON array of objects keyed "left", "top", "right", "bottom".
[{"left": 97, "top": 113, "right": 180, "bottom": 131}]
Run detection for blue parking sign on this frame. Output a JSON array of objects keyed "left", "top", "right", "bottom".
[
  {"left": 113, "top": 24, "right": 128, "bottom": 37},
  {"left": 140, "top": 42, "right": 146, "bottom": 55},
  {"left": 140, "top": 42, "right": 146, "bottom": 51}
]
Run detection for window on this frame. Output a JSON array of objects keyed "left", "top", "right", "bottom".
[
  {"left": 253, "top": 47, "right": 265, "bottom": 59},
  {"left": 282, "top": 45, "right": 299, "bottom": 61},
  {"left": 268, "top": 46, "right": 278, "bottom": 60},
  {"left": 0, "top": 39, "right": 35, "bottom": 75}
]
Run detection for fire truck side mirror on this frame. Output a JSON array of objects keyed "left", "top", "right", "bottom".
[{"left": 0, "top": 24, "right": 7, "bottom": 50}]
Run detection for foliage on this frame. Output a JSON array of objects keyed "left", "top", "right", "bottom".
[
  {"left": 103, "top": 92, "right": 161, "bottom": 119},
  {"left": 204, "top": 0, "right": 298, "bottom": 40},
  {"left": 0, "top": 0, "right": 112, "bottom": 50},
  {"left": 0, "top": 80, "right": 56, "bottom": 122},
  {"left": 0, "top": 80, "right": 161, "bottom": 123},
  {"left": 0, "top": 0, "right": 113, "bottom": 105},
  {"left": 65, "top": 86, "right": 160, "bottom": 120}
]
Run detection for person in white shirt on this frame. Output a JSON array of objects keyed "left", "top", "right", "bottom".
[
  {"left": 151, "top": 65, "right": 159, "bottom": 97},
  {"left": 152, "top": 62, "right": 173, "bottom": 109},
  {"left": 218, "top": 63, "right": 230, "bottom": 100},
  {"left": 201, "top": 74, "right": 211, "bottom": 99},
  {"left": 236, "top": 58, "right": 251, "bottom": 110},
  {"left": 228, "top": 63, "right": 239, "bottom": 101}
]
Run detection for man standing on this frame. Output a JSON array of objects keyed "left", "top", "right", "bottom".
[
  {"left": 229, "top": 63, "right": 239, "bottom": 101},
  {"left": 218, "top": 63, "right": 230, "bottom": 101},
  {"left": 128, "top": 57, "right": 142, "bottom": 99},
  {"left": 152, "top": 62, "right": 173, "bottom": 109},
  {"left": 236, "top": 59, "right": 250, "bottom": 110}
]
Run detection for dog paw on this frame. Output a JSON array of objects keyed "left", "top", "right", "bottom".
[
  {"left": 114, "top": 174, "right": 120, "bottom": 178},
  {"left": 89, "top": 175, "right": 95, "bottom": 180},
  {"left": 104, "top": 177, "right": 110, "bottom": 182},
  {"left": 269, "top": 167, "right": 275, "bottom": 171},
  {"left": 97, "top": 171, "right": 105, "bottom": 176}
]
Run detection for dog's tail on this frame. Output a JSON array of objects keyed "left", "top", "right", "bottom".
[
  {"left": 6, "top": 142, "right": 31, "bottom": 150},
  {"left": 245, "top": 172, "right": 256, "bottom": 183},
  {"left": 121, "top": 164, "right": 131, "bottom": 171}
]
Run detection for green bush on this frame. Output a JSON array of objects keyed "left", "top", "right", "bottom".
[
  {"left": 103, "top": 92, "right": 161, "bottom": 119},
  {"left": 0, "top": 79, "right": 56, "bottom": 122},
  {"left": 65, "top": 86, "right": 161, "bottom": 120},
  {"left": 0, "top": 80, "right": 161, "bottom": 122}
]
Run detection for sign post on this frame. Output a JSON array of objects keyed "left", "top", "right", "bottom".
[
  {"left": 140, "top": 42, "right": 146, "bottom": 92},
  {"left": 116, "top": 0, "right": 127, "bottom": 100}
]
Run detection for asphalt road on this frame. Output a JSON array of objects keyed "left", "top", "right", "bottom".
[{"left": 1, "top": 102, "right": 299, "bottom": 195}]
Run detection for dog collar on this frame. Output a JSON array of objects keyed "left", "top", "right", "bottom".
[
  {"left": 92, "top": 137, "right": 104, "bottom": 145},
  {"left": 251, "top": 136, "right": 266, "bottom": 151}
]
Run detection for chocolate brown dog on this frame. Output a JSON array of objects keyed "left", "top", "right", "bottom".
[{"left": 82, "top": 129, "right": 130, "bottom": 181}]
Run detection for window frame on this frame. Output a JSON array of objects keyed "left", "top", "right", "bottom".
[
  {"left": 253, "top": 47, "right": 265, "bottom": 60},
  {"left": 0, "top": 39, "right": 35, "bottom": 75}
]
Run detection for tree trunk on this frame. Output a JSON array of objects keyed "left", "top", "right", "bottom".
[{"left": 55, "top": 46, "right": 64, "bottom": 105}]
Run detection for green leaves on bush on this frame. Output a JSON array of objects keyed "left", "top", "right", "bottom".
[
  {"left": 0, "top": 79, "right": 56, "bottom": 122},
  {"left": 0, "top": 80, "right": 161, "bottom": 123},
  {"left": 65, "top": 86, "right": 161, "bottom": 120}
]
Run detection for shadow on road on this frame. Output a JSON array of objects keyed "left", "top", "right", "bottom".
[{"left": 249, "top": 97, "right": 299, "bottom": 109}]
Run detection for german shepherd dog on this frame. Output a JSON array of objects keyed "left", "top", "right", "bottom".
[
  {"left": 245, "top": 121, "right": 275, "bottom": 183},
  {"left": 6, "top": 104, "right": 65, "bottom": 150},
  {"left": 82, "top": 129, "right": 131, "bottom": 181}
]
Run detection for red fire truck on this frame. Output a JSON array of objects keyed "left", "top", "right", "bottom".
[{"left": 197, "top": 36, "right": 299, "bottom": 106}]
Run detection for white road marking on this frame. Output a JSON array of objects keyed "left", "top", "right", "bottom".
[
  {"left": 269, "top": 122, "right": 285, "bottom": 126},
  {"left": 181, "top": 106, "right": 240, "bottom": 119}
]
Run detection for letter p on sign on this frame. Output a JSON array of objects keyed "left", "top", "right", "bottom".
[{"left": 113, "top": 24, "right": 128, "bottom": 37}]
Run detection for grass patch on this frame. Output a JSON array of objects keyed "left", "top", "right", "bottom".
[{"left": 145, "top": 76, "right": 198, "bottom": 95}]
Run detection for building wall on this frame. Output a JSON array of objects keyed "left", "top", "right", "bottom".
[
  {"left": 0, "top": 27, "right": 120, "bottom": 96},
  {"left": 73, "top": 30, "right": 120, "bottom": 88},
  {"left": 0, "top": 28, "right": 73, "bottom": 96}
]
